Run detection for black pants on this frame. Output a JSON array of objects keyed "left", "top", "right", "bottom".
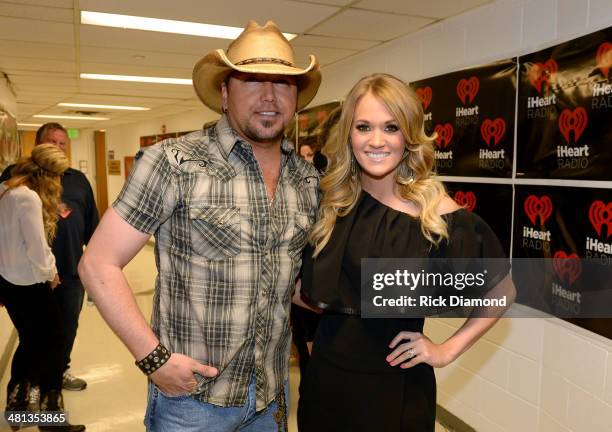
[
  {"left": 53, "top": 277, "right": 85, "bottom": 371},
  {"left": 0, "top": 275, "right": 65, "bottom": 393}
]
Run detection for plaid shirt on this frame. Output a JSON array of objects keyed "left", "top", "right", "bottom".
[{"left": 114, "top": 115, "right": 319, "bottom": 409}]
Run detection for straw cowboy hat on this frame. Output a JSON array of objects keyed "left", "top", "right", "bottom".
[{"left": 192, "top": 20, "right": 321, "bottom": 113}]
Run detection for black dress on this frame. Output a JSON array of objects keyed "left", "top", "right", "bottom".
[{"left": 298, "top": 191, "right": 509, "bottom": 432}]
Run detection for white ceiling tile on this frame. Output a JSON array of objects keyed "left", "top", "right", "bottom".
[
  {"left": 0, "top": 16, "right": 73, "bottom": 44},
  {"left": 12, "top": 0, "right": 73, "bottom": 8},
  {"left": 79, "top": 0, "right": 339, "bottom": 33},
  {"left": 79, "top": 25, "right": 223, "bottom": 55},
  {"left": 0, "top": 58, "right": 76, "bottom": 74},
  {"left": 0, "top": 3, "right": 74, "bottom": 23},
  {"left": 80, "top": 46, "right": 200, "bottom": 69},
  {"left": 353, "top": 0, "right": 492, "bottom": 18},
  {"left": 291, "top": 0, "right": 353, "bottom": 5},
  {"left": 292, "top": 35, "right": 379, "bottom": 51},
  {"left": 309, "top": 9, "right": 433, "bottom": 41},
  {"left": 0, "top": 40, "right": 74, "bottom": 61},
  {"left": 80, "top": 62, "right": 191, "bottom": 79},
  {"left": 293, "top": 45, "right": 357, "bottom": 67}
]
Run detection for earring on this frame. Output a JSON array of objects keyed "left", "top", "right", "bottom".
[
  {"left": 222, "top": 106, "right": 228, "bottom": 114},
  {"left": 350, "top": 155, "right": 358, "bottom": 178}
]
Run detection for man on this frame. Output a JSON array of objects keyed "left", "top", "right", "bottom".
[
  {"left": 0, "top": 123, "right": 99, "bottom": 397},
  {"left": 78, "top": 20, "right": 321, "bottom": 431}
]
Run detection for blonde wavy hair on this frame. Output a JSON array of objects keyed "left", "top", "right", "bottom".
[
  {"left": 310, "top": 73, "right": 449, "bottom": 256},
  {"left": 4, "top": 143, "right": 69, "bottom": 243}
]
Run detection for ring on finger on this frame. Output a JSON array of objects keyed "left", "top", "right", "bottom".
[{"left": 408, "top": 349, "right": 416, "bottom": 359}]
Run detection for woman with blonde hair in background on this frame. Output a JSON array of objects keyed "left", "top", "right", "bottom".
[
  {"left": 0, "top": 144, "right": 85, "bottom": 431},
  {"left": 298, "top": 74, "right": 515, "bottom": 431}
]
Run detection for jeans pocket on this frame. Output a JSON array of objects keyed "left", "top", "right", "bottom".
[{"left": 189, "top": 206, "right": 241, "bottom": 260}]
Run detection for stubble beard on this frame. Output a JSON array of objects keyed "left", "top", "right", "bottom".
[{"left": 244, "top": 118, "right": 286, "bottom": 144}]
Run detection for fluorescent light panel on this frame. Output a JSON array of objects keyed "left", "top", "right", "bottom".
[
  {"left": 58, "top": 103, "right": 150, "bottom": 111},
  {"left": 18, "top": 123, "right": 42, "bottom": 127},
  {"left": 80, "top": 73, "right": 192, "bottom": 85},
  {"left": 33, "top": 114, "right": 109, "bottom": 121},
  {"left": 81, "top": 11, "right": 296, "bottom": 41}
]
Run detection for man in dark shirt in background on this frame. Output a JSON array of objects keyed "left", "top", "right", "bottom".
[{"left": 0, "top": 122, "right": 99, "bottom": 402}]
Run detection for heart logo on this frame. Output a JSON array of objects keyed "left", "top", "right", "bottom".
[
  {"left": 453, "top": 191, "right": 476, "bottom": 212},
  {"left": 558, "top": 107, "right": 588, "bottom": 144},
  {"left": 527, "top": 59, "right": 558, "bottom": 94},
  {"left": 588, "top": 200, "right": 612, "bottom": 239},
  {"left": 415, "top": 87, "right": 432, "bottom": 111},
  {"left": 433, "top": 123, "right": 453, "bottom": 149},
  {"left": 480, "top": 118, "right": 506, "bottom": 147},
  {"left": 596, "top": 42, "right": 612, "bottom": 78},
  {"left": 524, "top": 195, "right": 553, "bottom": 226},
  {"left": 552, "top": 251, "right": 582, "bottom": 286},
  {"left": 456, "top": 77, "right": 479, "bottom": 105}
]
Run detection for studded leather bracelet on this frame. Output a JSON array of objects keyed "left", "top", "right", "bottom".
[{"left": 135, "top": 343, "right": 171, "bottom": 375}]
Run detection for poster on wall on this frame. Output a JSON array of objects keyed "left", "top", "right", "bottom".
[
  {"left": 445, "top": 181, "right": 513, "bottom": 255},
  {"left": 0, "top": 110, "right": 19, "bottom": 172},
  {"left": 512, "top": 185, "right": 612, "bottom": 338},
  {"left": 294, "top": 101, "right": 341, "bottom": 151},
  {"left": 410, "top": 59, "right": 516, "bottom": 178},
  {"left": 516, "top": 26, "right": 612, "bottom": 180}
]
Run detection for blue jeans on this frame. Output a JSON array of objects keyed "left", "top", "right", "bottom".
[{"left": 144, "top": 377, "right": 289, "bottom": 432}]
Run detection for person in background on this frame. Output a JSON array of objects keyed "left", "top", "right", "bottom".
[
  {"left": 298, "top": 73, "right": 515, "bottom": 431},
  {"left": 79, "top": 20, "right": 321, "bottom": 431},
  {"left": 0, "top": 144, "right": 85, "bottom": 432},
  {"left": 0, "top": 122, "right": 99, "bottom": 403},
  {"left": 298, "top": 142, "right": 315, "bottom": 163}
]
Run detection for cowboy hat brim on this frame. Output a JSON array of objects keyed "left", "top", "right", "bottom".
[{"left": 193, "top": 49, "right": 321, "bottom": 114}]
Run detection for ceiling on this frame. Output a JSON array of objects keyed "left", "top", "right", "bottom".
[{"left": 0, "top": 0, "right": 492, "bottom": 130}]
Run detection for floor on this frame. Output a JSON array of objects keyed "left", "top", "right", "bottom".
[{"left": 1, "top": 244, "right": 447, "bottom": 432}]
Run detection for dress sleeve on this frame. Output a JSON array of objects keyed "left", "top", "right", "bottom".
[
  {"left": 113, "top": 144, "right": 177, "bottom": 234},
  {"left": 443, "top": 211, "right": 511, "bottom": 293},
  {"left": 17, "top": 191, "right": 56, "bottom": 282}
]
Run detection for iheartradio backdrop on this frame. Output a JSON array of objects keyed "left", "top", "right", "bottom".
[
  {"left": 517, "top": 27, "right": 612, "bottom": 180},
  {"left": 410, "top": 59, "right": 516, "bottom": 178},
  {"left": 407, "top": 25, "right": 611, "bottom": 338}
]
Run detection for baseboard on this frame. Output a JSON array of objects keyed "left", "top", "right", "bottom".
[{"left": 436, "top": 404, "right": 477, "bottom": 432}]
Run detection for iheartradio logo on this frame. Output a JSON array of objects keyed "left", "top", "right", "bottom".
[
  {"left": 527, "top": 59, "right": 558, "bottom": 94},
  {"left": 453, "top": 191, "right": 476, "bottom": 212},
  {"left": 524, "top": 195, "right": 553, "bottom": 226},
  {"left": 480, "top": 118, "right": 506, "bottom": 147},
  {"left": 553, "top": 251, "right": 582, "bottom": 285},
  {"left": 597, "top": 42, "right": 612, "bottom": 78},
  {"left": 434, "top": 123, "right": 453, "bottom": 149},
  {"left": 558, "top": 107, "right": 588, "bottom": 144},
  {"left": 416, "top": 87, "right": 432, "bottom": 111},
  {"left": 589, "top": 200, "right": 612, "bottom": 239},
  {"left": 456, "top": 77, "right": 479, "bottom": 105}
]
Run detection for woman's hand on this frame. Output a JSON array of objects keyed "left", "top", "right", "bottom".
[
  {"left": 50, "top": 274, "right": 60, "bottom": 290},
  {"left": 386, "top": 331, "right": 456, "bottom": 369}
]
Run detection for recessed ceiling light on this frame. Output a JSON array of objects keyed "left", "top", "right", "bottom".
[
  {"left": 80, "top": 73, "right": 192, "bottom": 85},
  {"left": 81, "top": 11, "right": 296, "bottom": 40},
  {"left": 58, "top": 103, "right": 150, "bottom": 111},
  {"left": 33, "top": 114, "right": 109, "bottom": 121}
]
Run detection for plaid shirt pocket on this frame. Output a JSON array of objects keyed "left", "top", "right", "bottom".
[
  {"left": 189, "top": 206, "right": 241, "bottom": 260},
  {"left": 288, "top": 212, "right": 312, "bottom": 262}
]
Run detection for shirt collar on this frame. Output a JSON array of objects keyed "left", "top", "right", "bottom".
[{"left": 214, "top": 114, "right": 297, "bottom": 162}]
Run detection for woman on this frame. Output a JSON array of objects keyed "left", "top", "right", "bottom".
[
  {"left": 298, "top": 74, "right": 515, "bottom": 431},
  {"left": 0, "top": 144, "right": 85, "bottom": 431}
]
